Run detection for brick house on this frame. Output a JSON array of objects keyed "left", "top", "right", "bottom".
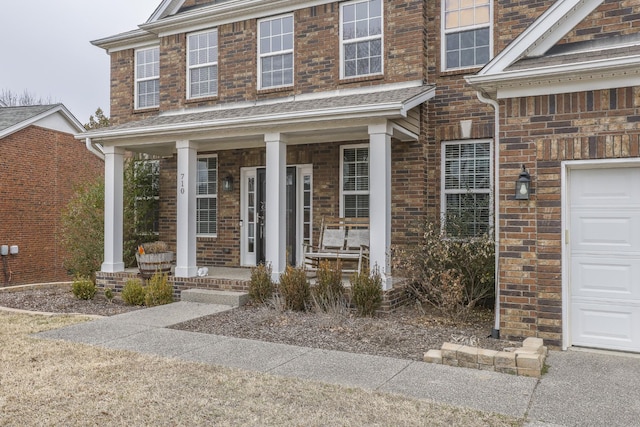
[
  {"left": 84, "top": 0, "right": 639, "bottom": 352},
  {"left": 0, "top": 104, "right": 103, "bottom": 285}
]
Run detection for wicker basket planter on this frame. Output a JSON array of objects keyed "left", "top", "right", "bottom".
[{"left": 136, "top": 252, "right": 174, "bottom": 279}]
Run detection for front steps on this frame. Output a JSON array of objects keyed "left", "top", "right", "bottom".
[{"left": 180, "top": 289, "right": 249, "bottom": 307}]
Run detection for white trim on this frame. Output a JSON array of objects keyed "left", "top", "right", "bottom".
[
  {"left": 92, "top": 31, "right": 159, "bottom": 54},
  {"left": 257, "top": 13, "right": 295, "bottom": 90},
  {"left": 441, "top": 0, "right": 493, "bottom": 72},
  {"left": 297, "top": 164, "right": 313, "bottom": 266},
  {"left": 478, "top": 0, "right": 604, "bottom": 76},
  {"left": 134, "top": 45, "right": 160, "bottom": 110},
  {"left": 240, "top": 167, "right": 258, "bottom": 266},
  {"left": 196, "top": 154, "right": 218, "bottom": 238},
  {"left": 340, "top": 143, "right": 370, "bottom": 218},
  {"left": 339, "top": 0, "right": 384, "bottom": 80},
  {"left": 187, "top": 28, "right": 219, "bottom": 100},
  {"left": 0, "top": 104, "right": 85, "bottom": 140},
  {"left": 561, "top": 157, "right": 640, "bottom": 351}
]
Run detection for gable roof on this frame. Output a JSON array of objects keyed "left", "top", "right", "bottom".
[
  {"left": 465, "top": 0, "right": 640, "bottom": 99},
  {"left": 0, "top": 104, "right": 85, "bottom": 139}
]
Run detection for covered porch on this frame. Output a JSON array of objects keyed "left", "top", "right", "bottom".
[{"left": 83, "top": 82, "right": 434, "bottom": 291}]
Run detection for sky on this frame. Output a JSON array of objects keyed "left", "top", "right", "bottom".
[{"left": 0, "top": 0, "right": 161, "bottom": 124}]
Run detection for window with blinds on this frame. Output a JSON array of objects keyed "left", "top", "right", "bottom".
[{"left": 341, "top": 145, "right": 369, "bottom": 218}]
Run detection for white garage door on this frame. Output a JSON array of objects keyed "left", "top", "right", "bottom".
[{"left": 570, "top": 166, "right": 640, "bottom": 352}]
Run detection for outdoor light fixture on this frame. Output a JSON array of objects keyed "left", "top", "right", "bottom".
[
  {"left": 515, "top": 165, "right": 531, "bottom": 200},
  {"left": 223, "top": 174, "right": 234, "bottom": 192}
]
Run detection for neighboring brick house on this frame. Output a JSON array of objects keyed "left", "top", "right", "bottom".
[
  {"left": 0, "top": 105, "right": 103, "bottom": 285},
  {"left": 84, "top": 0, "right": 639, "bottom": 352}
]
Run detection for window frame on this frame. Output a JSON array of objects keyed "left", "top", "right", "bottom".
[
  {"left": 196, "top": 154, "right": 218, "bottom": 237},
  {"left": 339, "top": 0, "right": 384, "bottom": 80},
  {"left": 440, "top": 139, "right": 493, "bottom": 238},
  {"left": 340, "top": 144, "right": 370, "bottom": 218},
  {"left": 441, "top": 0, "right": 493, "bottom": 72},
  {"left": 134, "top": 45, "right": 160, "bottom": 110},
  {"left": 187, "top": 28, "right": 219, "bottom": 100},
  {"left": 257, "top": 14, "right": 295, "bottom": 90}
]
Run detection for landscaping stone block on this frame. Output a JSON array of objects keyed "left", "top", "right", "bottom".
[
  {"left": 517, "top": 367, "right": 541, "bottom": 378},
  {"left": 458, "top": 360, "right": 479, "bottom": 369},
  {"left": 522, "top": 337, "right": 545, "bottom": 354},
  {"left": 441, "top": 342, "right": 462, "bottom": 360},
  {"left": 443, "top": 357, "right": 459, "bottom": 367},
  {"left": 478, "top": 348, "right": 498, "bottom": 366},
  {"left": 515, "top": 352, "right": 544, "bottom": 370},
  {"left": 478, "top": 363, "right": 495, "bottom": 372},
  {"left": 456, "top": 346, "right": 478, "bottom": 364},
  {"left": 494, "top": 351, "right": 517, "bottom": 369},
  {"left": 495, "top": 366, "right": 517, "bottom": 375},
  {"left": 424, "top": 349, "right": 442, "bottom": 364}
]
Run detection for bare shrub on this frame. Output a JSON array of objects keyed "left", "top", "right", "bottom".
[
  {"left": 278, "top": 265, "right": 310, "bottom": 311},
  {"left": 249, "top": 263, "right": 274, "bottom": 304},
  {"left": 350, "top": 267, "right": 383, "bottom": 317},
  {"left": 144, "top": 272, "right": 174, "bottom": 307},
  {"left": 311, "top": 260, "right": 346, "bottom": 313}
]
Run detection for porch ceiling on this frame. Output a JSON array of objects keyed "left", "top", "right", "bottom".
[{"left": 78, "top": 82, "right": 434, "bottom": 156}]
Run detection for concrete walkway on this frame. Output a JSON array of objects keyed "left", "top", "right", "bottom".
[{"left": 35, "top": 302, "right": 640, "bottom": 426}]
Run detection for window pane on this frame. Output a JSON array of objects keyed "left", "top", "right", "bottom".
[{"left": 342, "top": 0, "right": 382, "bottom": 77}]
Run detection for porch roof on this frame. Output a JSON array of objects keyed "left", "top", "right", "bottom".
[{"left": 78, "top": 82, "right": 434, "bottom": 152}]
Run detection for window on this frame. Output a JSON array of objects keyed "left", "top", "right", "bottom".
[
  {"left": 442, "top": 140, "right": 491, "bottom": 237},
  {"left": 258, "top": 15, "right": 294, "bottom": 89},
  {"left": 341, "top": 145, "right": 369, "bottom": 218},
  {"left": 443, "top": 0, "right": 491, "bottom": 70},
  {"left": 340, "top": 0, "right": 383, "bottom": 79},
  {"left": 133, "top": 159, "right": 160, "bottom": 235},
  {"left": 135, "top": 46, "right": 159, "bottom": 109},
  {"left": 188, "top": 29, "right": 218, "bottom": 99},
  {"left": 197, "top": 156, "right": 217, "bottom": 235}
]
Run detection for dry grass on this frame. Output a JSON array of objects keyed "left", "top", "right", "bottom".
[{"left": 0, "top": 312, "right": 522, "bottom": 426}]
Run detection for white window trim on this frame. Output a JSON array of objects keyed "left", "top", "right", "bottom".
[
  {"left": 197, "top": 154, "right": 218, "bottom": 237},
  {"left": 440, "top": 0, "right": 493, "bottom": 72},
  {"left": 339, "top": 0, "right": 384, "bottom": 80},
  {"left": 340, "top": 143, "right": 370, "bottom": 217},
  {"left": 187, "top": 28, "right": 219, "bottom": 100},
  {"left": 134, "top": 45, "right": 160, "bottom": 110},
  {"left": 257, "top": 13, "right": 295, "bottom": 90},
  {"left": 440, "top": 139, "right": 493, "bottom": 235}
]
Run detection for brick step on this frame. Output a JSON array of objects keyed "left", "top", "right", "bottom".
[{"left": 180, "top": 289, "right": 249, "bottom": 307}]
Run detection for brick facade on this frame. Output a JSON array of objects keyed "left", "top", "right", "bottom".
[{"left": 0, "top": 126, "right": 103, "bottom": 285}]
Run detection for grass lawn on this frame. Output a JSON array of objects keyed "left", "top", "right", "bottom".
[{"left": 0, "top": 312, "right": 522, "bottom": 426}]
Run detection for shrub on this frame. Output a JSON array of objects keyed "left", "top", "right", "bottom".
[
  {"left": 122, "top": 279, "right": 146, "bottom": 306},
  {"left": 350, "top": 267, "right": 382, "bottom": 317},
  {"left": 104, "top": 287, "right": 114, "bottom": 302},
  {"left": 249, "top": 263, "right": 274, "bottom": 304},
  {"left": 71, "top": 276, "right": 97, "bottom": 300},
  {"left": 144, "top": 272, "right": 174, "bottom": 307},
  {"left": 278, "top": 265, "right": 310, "bottom": 311},
  {"left": 312, "top": 260, "right": 346, "bottom": 313},
  {"left": 392, "top": 218, "right": 495, "bottom": 320}
]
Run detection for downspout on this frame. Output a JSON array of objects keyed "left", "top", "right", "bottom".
[
  {"left": 476, "top": 90, "right": 501, "bottom": 339},
  {"left": 85, "top": 137, "right": 105, "bottom": 160}
]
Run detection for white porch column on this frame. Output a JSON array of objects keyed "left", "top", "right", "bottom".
[
  {"left": 264, "top": 133, "right": 287, "bottom": 282},
  {"left": 102, "top": 146, "right": 125, "bottom": 273},
  {"left": 368, "top": 122, "right": 393, "bottom": 290},
  {"left": 175, "top": 140, "right": 198, "bottom": 278}
]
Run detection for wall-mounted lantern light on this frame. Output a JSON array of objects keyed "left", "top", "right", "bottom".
[
  {"left": 223, "top": 174, "right": 234, "bottom": 192},
  {"left": 515, "top": 165, "right": 531, "bottom": 200}
]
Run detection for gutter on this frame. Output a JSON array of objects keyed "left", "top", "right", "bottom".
[
  {"left": 85, "top": 137, "right": 105, "bottom": 160},
  {"left": 476, "top": 91, "right": 501, "bottom": 339}
]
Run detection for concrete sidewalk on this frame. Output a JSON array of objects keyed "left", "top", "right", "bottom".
[{"left": 35, "top": 302, "right": 640, "bottom": 426}]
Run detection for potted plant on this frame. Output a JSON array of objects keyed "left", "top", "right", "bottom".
[{"left": 135, "top": 241, "right": 174, "bottom": 279}]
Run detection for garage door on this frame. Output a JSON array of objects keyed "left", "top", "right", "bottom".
[{"left": 570, "top": 166, "right": 640, "bottom": 352}]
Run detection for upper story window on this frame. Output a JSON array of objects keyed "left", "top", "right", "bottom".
[
  {"left": 441, "top": 140, "right": 491, "bottom": 237},
  {"left": 340, "top": 0, "right": 383, "bottom": 79},
  {"left": 258, "top": 15, "right": 294, "bottom": 89},
  {"left": 341, "top": 145, "right": 369, "bottom": 218},
  {"left": 135, "top": 46, "right": 159, "bottom": 109},
  {"left": 188, "top": 29, "right": 218, "bottom": 99},
  {"left": 197, "top": 155, "right": 218, "bottom": 236},
  {"left": 442, "top": 0, "right": 491, "bottom": 71}
]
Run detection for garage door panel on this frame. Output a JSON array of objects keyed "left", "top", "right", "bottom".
[
  {"left": 569, "top": 165, "right": 640, "bottom": 353},
  {"left": 571, "top": 302, "right": 640, "bottom": 352},
  {"left": 571, "top": 256, "right": 640, "bottom": 298},
  {"left": 570, "top": 211, "right": 640, "bottom": 253},
  {"left": 570, "top": 168, "right": 640, "bottom": 206}
]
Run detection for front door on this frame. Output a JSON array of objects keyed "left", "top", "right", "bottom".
[{"left": 241, "top": 165, "right": 312, "bottom": 266}]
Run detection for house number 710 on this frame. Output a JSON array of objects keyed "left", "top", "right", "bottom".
[{"left": 180, "top": 173, "right": 185, "bottom": 194}]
